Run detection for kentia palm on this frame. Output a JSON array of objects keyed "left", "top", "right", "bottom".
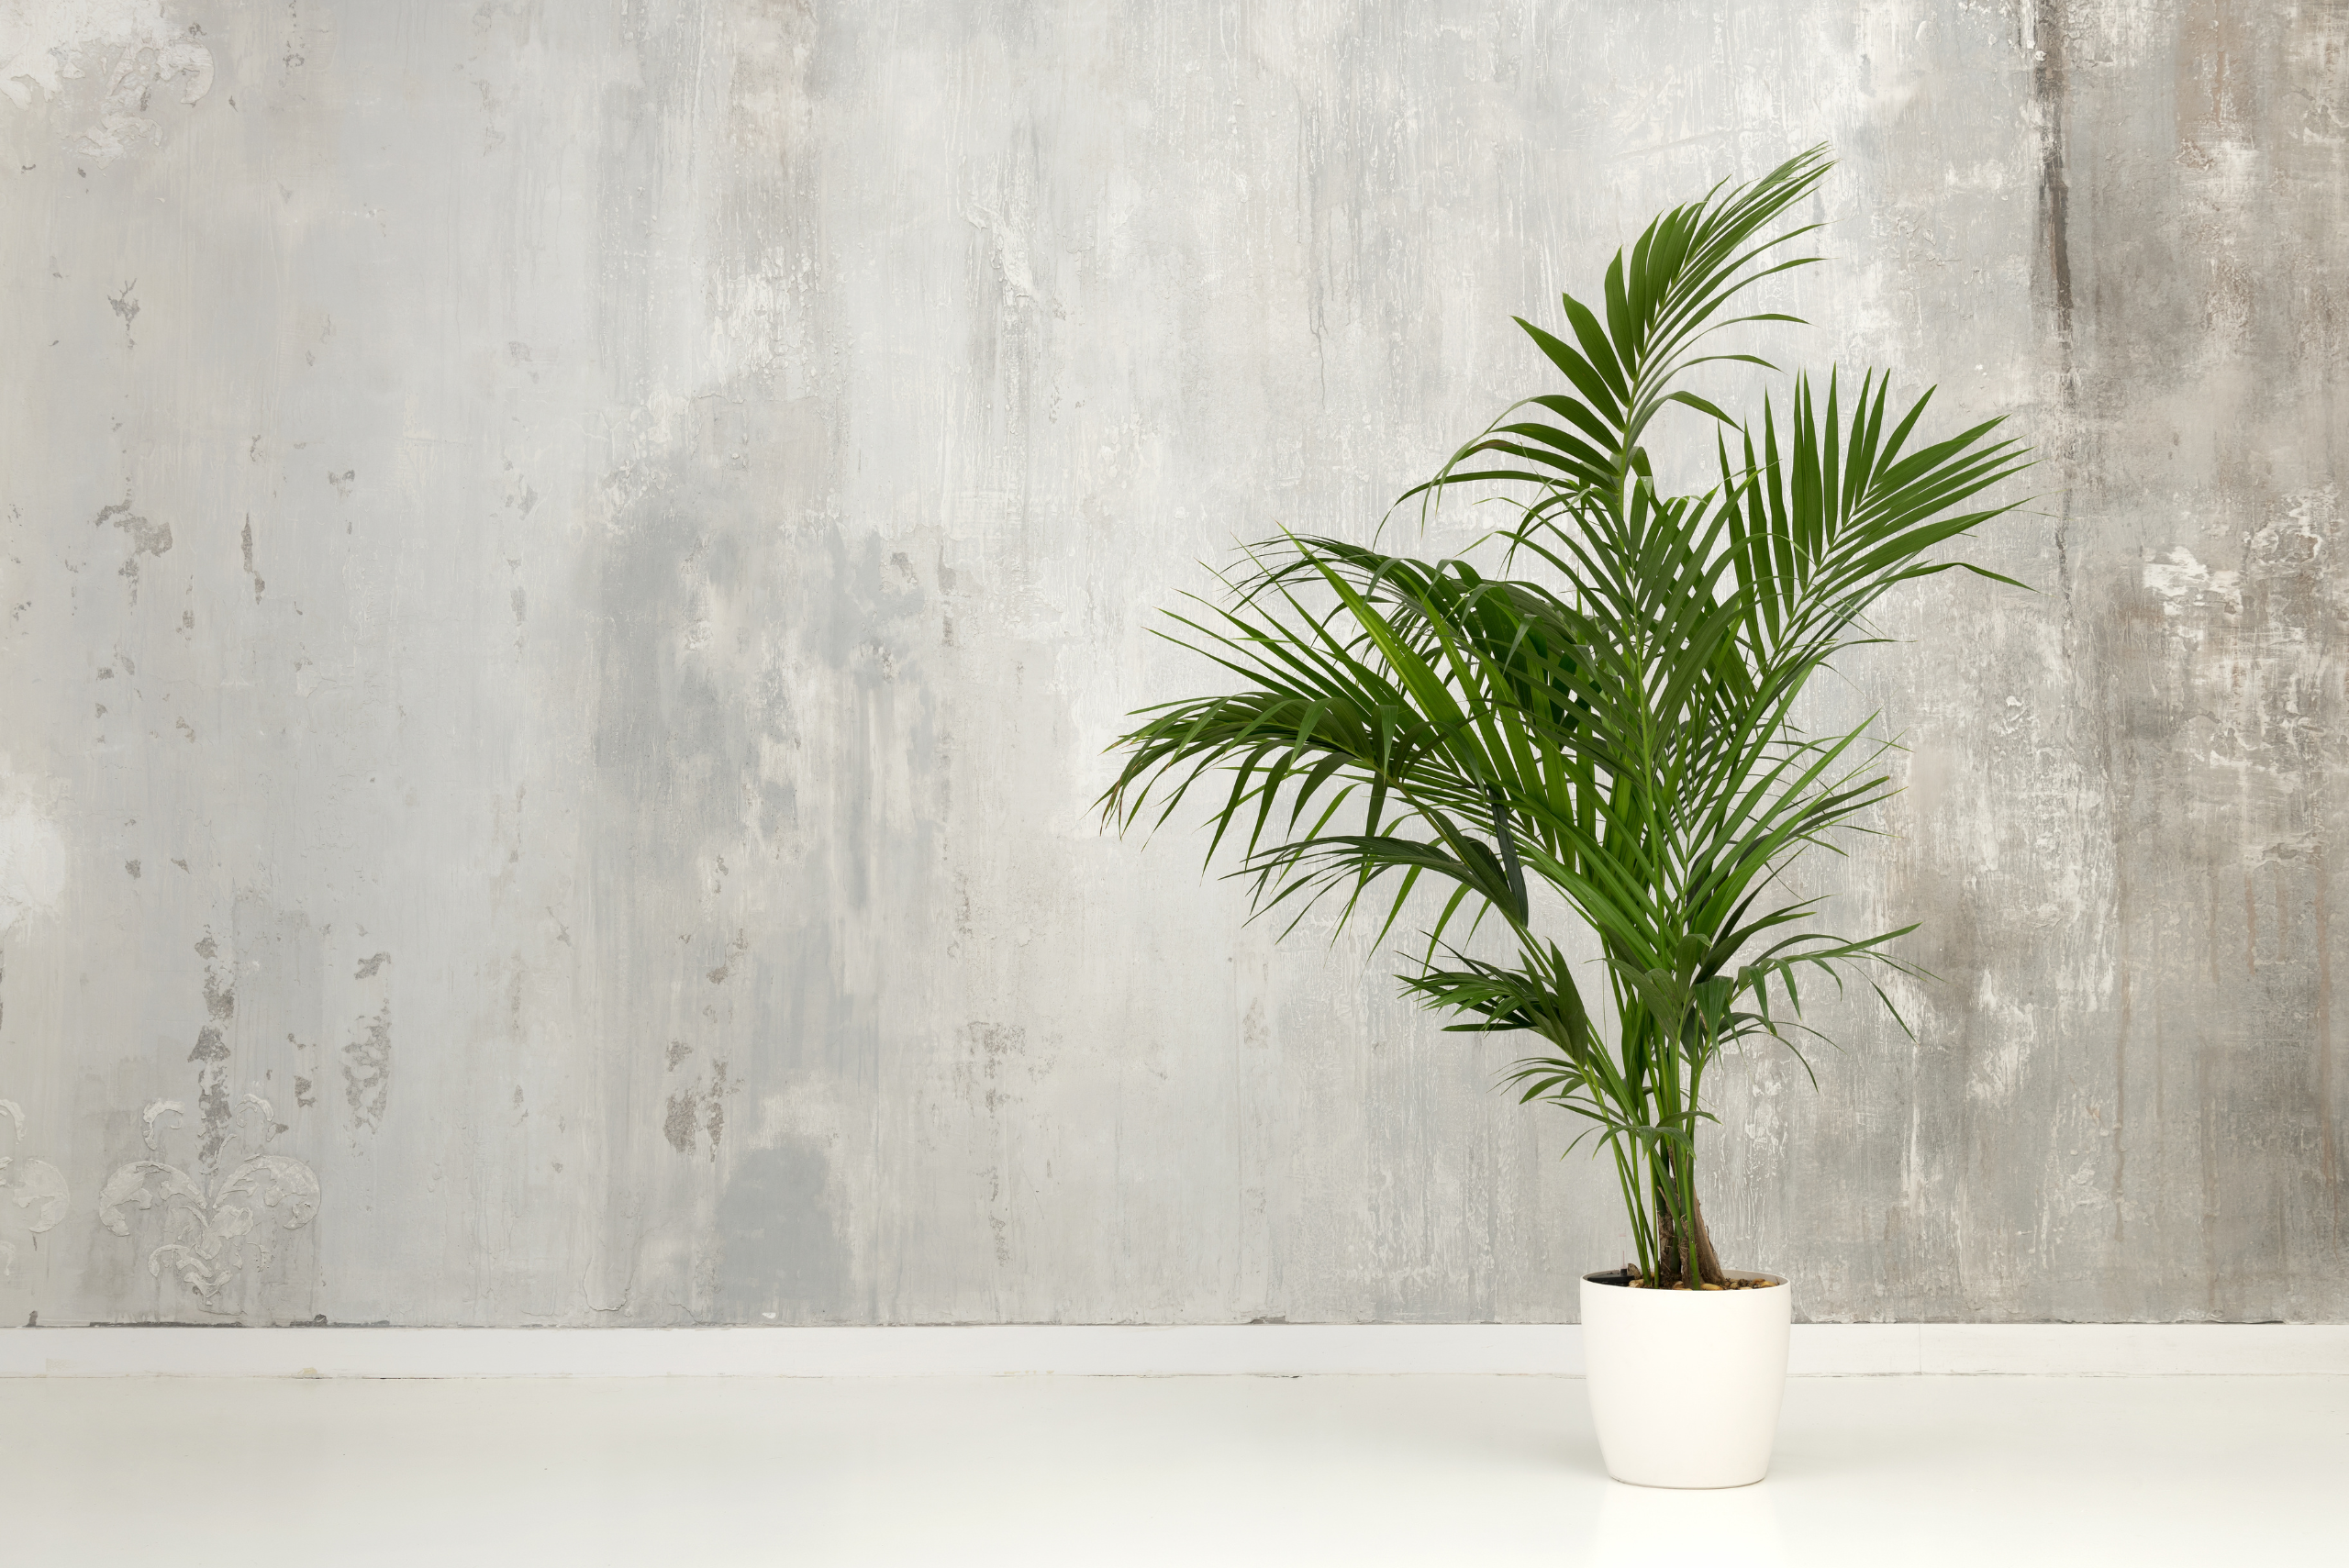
[{"left": 1101, "top": 147, "right": 2022, "bottom": 1317}]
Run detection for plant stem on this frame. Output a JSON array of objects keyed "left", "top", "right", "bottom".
[
  {"left": 1653, "top": 1158, "right": 1725, "bottom": 1286},
  {"left": 1608, "top": 1138, "right": 1655, "bottom": 1279}
]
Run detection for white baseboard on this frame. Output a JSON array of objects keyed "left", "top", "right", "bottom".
[{"left": 2, "top": 1323, "right": 2344, "bottom": 1379}]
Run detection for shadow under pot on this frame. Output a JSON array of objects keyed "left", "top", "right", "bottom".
[{"left": 1579, "top": 1269, "right": 1792, "bottom": 1488}]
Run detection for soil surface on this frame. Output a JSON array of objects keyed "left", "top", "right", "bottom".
[{"left": 1586, "top": 1270, "right": 1783, "bottom": 1291}]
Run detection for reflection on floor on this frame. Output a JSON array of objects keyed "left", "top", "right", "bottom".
[{"left": 0, "top": 1373, "right": 2337, "bottom": 1565}]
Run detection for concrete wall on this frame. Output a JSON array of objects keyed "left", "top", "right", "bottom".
[{"left": 0, "top": 1, "right": 2339, "bottom": 1327}]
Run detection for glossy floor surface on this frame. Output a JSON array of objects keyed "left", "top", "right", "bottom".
[{"left": 3, "top": 1374, "right": 2339, "bottom": 1565}]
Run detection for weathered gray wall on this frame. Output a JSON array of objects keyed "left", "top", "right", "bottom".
[{"left": 0, "top": 1, "right": 2340, "bottom": 1327}]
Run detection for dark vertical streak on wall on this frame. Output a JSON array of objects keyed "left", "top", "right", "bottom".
[
  {"left": 2113, "top": 967, "right": 2131, "bottom": 1244},
  {"left": 2032, "top": 0, "right": 2114, "bottom": 1240},
  {"left": 2032, "top": 0, "right": 2076, "bottom": 357},
  {"left": 2316, "top": 858, "right": 2338, "bottom": 1236}
]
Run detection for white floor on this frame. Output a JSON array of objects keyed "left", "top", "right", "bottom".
[{"left": 2, "top": 1373, "right": 2339, "bottom": 1565}]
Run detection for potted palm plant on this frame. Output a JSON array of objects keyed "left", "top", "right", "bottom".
[{"left": 1099, "top": 147, "right": 2025, "bottom": 1486}]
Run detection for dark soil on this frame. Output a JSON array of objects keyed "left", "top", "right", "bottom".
[{"left": 1586, "top": 1269, "right": 1782, "bottom": 1291}]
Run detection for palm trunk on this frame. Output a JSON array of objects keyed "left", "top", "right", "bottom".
[{"left": 1652, "top": 1176, "right": 1726, "bottom": 1287}]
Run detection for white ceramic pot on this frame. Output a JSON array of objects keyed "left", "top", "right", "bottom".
[{"left": 1579, "top": 1269, "right": 1791, "bottom": 1488}]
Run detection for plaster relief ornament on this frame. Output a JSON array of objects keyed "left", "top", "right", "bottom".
[
  {"left": 0, "top": 1098, "right": 71, "bottom": 1277},
  {"left": 99, "top": 1095, "right": 318, "bottom": 1308}
]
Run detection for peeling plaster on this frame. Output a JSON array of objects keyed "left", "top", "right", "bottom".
[{"left": 0, "top": 0, "right": 214, "bottom": 159}]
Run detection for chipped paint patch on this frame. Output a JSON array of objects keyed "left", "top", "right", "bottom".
[
  {"left": 341, "top": 1004, "right": 391, "bottom": 1135},
  {"left": 2143, "top": 547, "right": 2242, "bottom": 617},
  {"left": 0, "top": 0, "right": 214, "bottom": 160},
  {"left": 663, "top": 1059, "right": 731, "bottom": 1160}
]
